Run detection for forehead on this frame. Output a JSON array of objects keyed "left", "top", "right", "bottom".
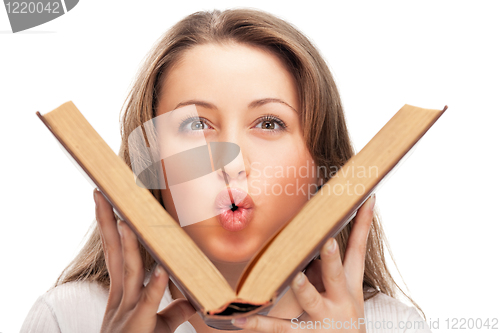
[{"left": 157, "top": 42, "right": 299, "bottom": 113}]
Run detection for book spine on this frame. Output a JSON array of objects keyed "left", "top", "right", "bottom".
[{"left": 199, "top": 301, "right": 274, "bottom": 330}]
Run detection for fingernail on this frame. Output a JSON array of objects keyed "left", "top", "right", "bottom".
[
  {"left": 93, "top": 188, "right": 98, "bottom": 205},
  {"left": 327, "top": 238, "right": 336, "bottom": 254},
  {"left": 369, "top": 194, "right": 376, "bottom": 211},
  {"left": 293, "top": 271, "right": 305, "bottom": 287},
  {"left": 117, "top": 220, "right": 123, "bottom": 238},
  {"left": 155, "top": 264, "right": 163, "bottom": 277},
  {"left": 231, "top": 317, "right": 247, "bottom": 326}
]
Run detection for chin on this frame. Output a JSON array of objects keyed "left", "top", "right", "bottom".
[
  {"left": 182, "top": 211, "right": 280, "bottom": 264},
  {"left": 208, "top": 251, "right": 253, "bottom": 263},
  {"left": 199, "top": 231, "right": 261, "bottom": 263}
]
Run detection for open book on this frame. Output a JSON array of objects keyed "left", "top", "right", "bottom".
[{"left": 37, "top": 102, "right": 447, "bottom": 330}]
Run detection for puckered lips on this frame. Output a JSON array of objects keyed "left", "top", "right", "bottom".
[{"left": 214, "top": 187, "right": 254, "bottom": 232}]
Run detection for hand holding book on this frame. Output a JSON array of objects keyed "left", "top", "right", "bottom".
[
  {"left": 94, "top": 189, "right": 196, "bottom": 333},
  {"left": 233, "top": 195, "right": 376, "bottom": 333}
]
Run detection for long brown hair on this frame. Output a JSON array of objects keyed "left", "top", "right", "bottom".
[{"left": 55, "top": 8, "right": 424, "bottom": 318}]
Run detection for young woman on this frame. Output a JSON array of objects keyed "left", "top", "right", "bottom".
[{"left": 21, "top": 8, "right": 430, "bottom": 333}]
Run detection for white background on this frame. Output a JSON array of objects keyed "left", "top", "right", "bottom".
[{"left": 1, "top": 1, "right": 499, "bottom": 332}]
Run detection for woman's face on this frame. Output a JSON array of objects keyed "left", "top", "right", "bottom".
[{"left": 156, "top": 42, "right": 318, "bottom": 263}]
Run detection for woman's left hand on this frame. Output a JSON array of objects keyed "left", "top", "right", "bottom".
[{"left": 231, "top": 194, "right": 376, "bottom": 333}]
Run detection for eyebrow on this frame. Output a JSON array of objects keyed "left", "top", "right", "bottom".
[{"left": 173, "top": 98, "right": 298, "bottom": 113}]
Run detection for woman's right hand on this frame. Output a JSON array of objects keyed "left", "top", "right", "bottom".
[{"left": 94, "top": 188, "right": 196, "bottom": 333}]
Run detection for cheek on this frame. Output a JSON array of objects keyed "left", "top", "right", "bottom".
[
  {"left": 247, "top": 139, "right": 317, "bottom": 206},
  {"left": 160, "top": 188, "right": 180, "bottom": 223}
]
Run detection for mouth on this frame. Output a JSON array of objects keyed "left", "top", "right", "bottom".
[{"left": 214, "top": 187, "right": 254, "bottom": 232}]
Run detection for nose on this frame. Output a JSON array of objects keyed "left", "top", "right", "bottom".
[
  {"left": 220, "top": 163, "right": 247, "bottom": 182},
  {"left": 209, "top": 127, "right": 249, "bottom": 185},
  {"left": 213, "top": 146, "right": 248, "bottom": 184}
]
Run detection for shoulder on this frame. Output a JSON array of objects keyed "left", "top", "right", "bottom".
[
  {"left": 21, "top": 280, "right": 109, "bottom": 333},
  {"left": 364, "top": 291, "right": 431, "bottom": 333},
  {"left": 20, "top": 279, "right": 181, "bottom": 333},
  {"left": 43, "top": 279, "right": 109, "bottom": 306}
]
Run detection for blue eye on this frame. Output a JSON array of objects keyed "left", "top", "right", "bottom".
[{"left": 178, "top": 115, "right": 212, "bottom": 133}]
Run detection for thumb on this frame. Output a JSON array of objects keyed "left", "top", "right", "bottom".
[{"left": 158, "top": 298, "right": 197, "bottom": 331}]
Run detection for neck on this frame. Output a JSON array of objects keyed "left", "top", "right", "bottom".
[
  {"left": 210, "top": 258, "right": 249, "bottom": 290},
  {"left": 169, "top": 259, "right": 250, "bottom": 333}
]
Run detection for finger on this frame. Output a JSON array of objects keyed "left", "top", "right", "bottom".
[
  {"left": 321, "top": 238, "right": 349, "bottom": 302},
  {"left": 232, "top": 314, "right": 292, "bottom": 333},
  {"left": 290, "top": 271, "right": 325, "bottom": 317},
  {"left": 158, "top": 299, "right": 196, "bottom": 333},
  {"left": 95, "top": 189, "right": 123, "bottom": 310},
  {"left": 118, "top": 219, "right": 145, "bottom": 311},
  {"left": 157, "top": 287, "right": 196, "bottom": 333},
  {"left": 136, "top": 264, "right": 169, "bottom": 317},
  {"left": 343, "top": 194, "right": 376, "bottom": 289}
]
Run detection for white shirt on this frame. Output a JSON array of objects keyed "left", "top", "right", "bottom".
[{"left": 20, "top": 280, "right": 431, "bottom": 333}]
